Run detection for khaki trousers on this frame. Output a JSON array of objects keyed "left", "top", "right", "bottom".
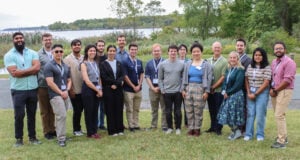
[
  {"left": 149, "top": 89, "right": 167, "bottom": 129},
  {"left": 124, "top": 91, "right": 142, "bottom": 128},
  {"left": 38, "top": 87, "right": 55, "bottom": 135},
  {"left": 50, "top": 96, "right": 69, "bottom": 141},
  {"left": 271, "top": 89, "right": 293, "bottom": 144}
]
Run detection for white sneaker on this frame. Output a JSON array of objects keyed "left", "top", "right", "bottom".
[
  {"left": 175, "top": 129, "right": 181, "bottom": 135},
  {"left": 73, "top": 131, "right": 84, "bottom": 136},
  {"left": 231, "top": 129, "right": 242, "bottom": 140},
  {"left": 165, "top": 128, "right": 173, "bottom": 134},
  {"left": 257, "top": 137, "right": 264, "bottom": 141},
  {"left": 244, "top": 136, "right": 250, "bottom": 141},
  {"left": 118, "top": 132, "right": 124, "bottom": 136},
  {"left": 112, "top": 133, "right": 118, "bottom": 137},
  {"left": 228, "top": 132, "right": 234, "bottom": 140}
]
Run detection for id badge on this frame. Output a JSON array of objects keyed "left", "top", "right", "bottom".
[
  {"left": 196, "top": 66, "right": 202, "bottom": 70},
  {"left": 250, "top": 87, "right": 257, "bottom": 93},
  {"left": 153, "top": 78, "right": 158, "bottom": 84},
  {"left": 96, "top": 85, "right": 101, "bottom": 90},
  {"left": 61, "top": 85, "right": 66, "bottom": 90}
]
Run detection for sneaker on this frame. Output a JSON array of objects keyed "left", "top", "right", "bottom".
[
  {"left": 205, "top": 128, "right": 215, "bottom": 133},
  {"left": 275, "top": 137, "right": 288, "bottom": 144},
  {"left": 257, "top": 137, "right": 264, "bottom": 141},
  {"left": 244, "top": 136, "right": 250, "bottom": 141},
  {"left": 88, "top": 133, "right": 101, "bottom": 139},
  {"left": 74, "top": 131, "right": 84, "bottom": 136},
  {"left": 58, "top": 140, "right": 66, "bottom": 147},
  {"left": 112, "top": 133, "right": 118, "bottom": 137},
  {"left": 162, "top": 128, "right": 168, "bottom": 132},
  {"left": 215, "top": 130, "right": 222, "bottom": 136},
  {"left": 187, "top": 130, "right": 194, "bottom": 136},
  {"left": 271, "top": 142, "right": 286, "bottom": 149},
  {"left": 129, "top": 128, "right": 135, "bottom": 132},
  {"left": 175, "top": 129, "right": 181, "bottom": 135},
  {"left": 134, "top": 127, "right": 141, "bottom": 130},
  {"left": 231, "top": 129, "right": 242, "bottom": 140},
  {"left": 228, "top": 132, "right": 235, "bottom": 140},
  {"left": 118, "top": 132, "right": 124, "bottom": 136},
  {"left": 193, "top": 129, "right": 200, "bottom": 137},
  {"left": 29, "top": 138, "right": 42, "bottom": 145},
  {"left": 165, "top": 128, "right": 173, "bottom": 134},
  {"left": 44, "top": 133, "right": 54, "bottom": 140},
  {"left": 14, "top": 139, "right": 23, "bottom": 147}
]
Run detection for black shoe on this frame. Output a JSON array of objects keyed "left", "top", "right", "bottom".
[
  {"left": 215, "top": 130, "right": 222, "bottom": 135},
  {"left": 29, "top": 138, "right": 42, "bottom": 145},
  {"left": 271, "top": 142, "right": 286, "bottom": 149},
  {"left": 162, "top": 128, "right": 168, "bottom": 132},
  {"left": 50, "top": 131, "right": 57, "bottom": 137},
  {"left": 58, "top": 140, "right": 66, "bottom": 147},
  {"left": 205, "top": 128, "right": 215, "bottom": 133},
  {"left": 14, "top": 139, "right": 23, "bottom": 147},
  {"left": 99, "top": 126, "right": 107, "bottom": 130},
  {"left": 44, "top": 133, "right": 54, "bottom": 140},
  {"left": 129, "top": 128, "right": 135, "bottom": 132},
  {"left": 133, "top": 127, "right": 140, "bottom": 130}
]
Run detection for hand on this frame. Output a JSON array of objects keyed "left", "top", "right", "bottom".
[
  {"left": 202, "top": 92, "right": 208, "bottom": 101},
  {"left": 247, "top": 93, "right": 256, "bottom": 100},
  {"left": 182, "top": 91, "right": 186, "bottom": 98},
  {"left": 152, "top": 87, "right": 160, "bottom": 93},
  {"left": 69, "top": 89, "right": 76, "bottom": 99},
  {"left": 61, "top": 91, "right": 68, "bottom": 100},
  {"left": 96, "top": 90, "right": 103, "bottom": 97},
  {"left": 111, "top": 85, "right": 117, "bottom": 90},
  {"left": 269, "top": 89, "right": 277, "bottom": 97},
  {"left": 223, "top": 93, "right": 228, "bottom": 99},
  {"left": 133, "top": 85, "right": 141, "bottom": 92},
  {"left": 210, "top": 88, "right": 215, "bottom": 94}
]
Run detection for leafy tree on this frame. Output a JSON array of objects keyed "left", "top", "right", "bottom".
[{"left": 144, "top": 0, "right": 166, "bottom": 32}]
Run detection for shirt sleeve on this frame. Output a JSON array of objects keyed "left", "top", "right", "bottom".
[{"left": 4, "top": 54, "right": 17, "bottom": 67}]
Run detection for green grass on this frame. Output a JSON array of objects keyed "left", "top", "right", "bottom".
[{"left": 0, "top": 109, "right": 300, "bottom": 160}]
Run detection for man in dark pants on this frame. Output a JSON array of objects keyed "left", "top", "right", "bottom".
[{"left": 4, "top": 32, "right": 42, "bottom": 147}]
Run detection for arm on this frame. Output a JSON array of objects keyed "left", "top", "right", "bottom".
[
  {"left": 7, "top": 60, "right": 40, "bottom": 78},
  {"left": 158, "top": 64, "right": 165, "bottom": 94},
  {"left": 81, "top": 63, "right": 100, "bottom": 93},
  {"left": 46, "top": 77, "right": 68, "bottom": 99}
]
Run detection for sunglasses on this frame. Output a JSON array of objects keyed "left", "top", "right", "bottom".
[{"left": 54, "top": 50, "right": 63, "bottom": 54}]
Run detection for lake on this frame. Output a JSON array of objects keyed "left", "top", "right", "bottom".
[{"left": 0, "top": 28, "right": 161, "bottom": 41}]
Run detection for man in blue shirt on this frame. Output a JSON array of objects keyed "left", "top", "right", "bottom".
[
  {"left": 123, "top": 43, "right": 144, "bottom": 132},
  {"left": 115, "top": 34, "right": 129, "bottom": 65},
  {"left": 4, "top": 32, "right": 41, "bottom": 147}
]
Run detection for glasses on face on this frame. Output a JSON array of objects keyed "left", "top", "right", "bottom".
[
  {"left": 54, "top": 50, "right": 63, "bottom": 54},
  {"left": 275, "top": 48, "right": 284, "bottom": 51}
]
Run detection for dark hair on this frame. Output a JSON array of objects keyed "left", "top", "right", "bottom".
[
  {"left": 12, "top": 32, "right": 24, "bottom": 38},
  {"left": 178, "top": 44, "right": 188, "bottom": 51},
  {"left": 273, "top": 41, "right": 286, "bottom": 49},
  {"left": 71, "top": 39, "right": 82, "bottom": 46},
  {"left": 42, "top": 33, "right": 52, "bottom": 39},
  {"left": 106, "top": 44, "right": 117, "bottom": 52},
  {"left": 168, "top": 44, "right": 178, "bottom": 52},
  {"left": 117, "top": 34, "right": 126, "bottom": 40},
  {"left": 236, "top": 38, "right": 246, "bottom": 46},
  {"left": 95, "top": 39, "right": 105, "bottom": 46},
  {"left": 51, "top": 44, "right": 63, "bottom": 50},
  {"left": 83, "top": 44, "right": 97, "bottom": 61},
  {"left": 128, "top": 43, "right": 138, "bottom": 50},
  {"left": 251, "top": 47, "right": 269, "bottom": 69},
  {"left": 190, "top": 41, "right": 203, "bottom": 52}
]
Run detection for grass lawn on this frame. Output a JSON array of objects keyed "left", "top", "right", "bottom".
[{"left": 0, "top": 109, "right": 299, "bottom": 160}]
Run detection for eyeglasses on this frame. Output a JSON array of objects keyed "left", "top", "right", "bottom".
[
  {"left": 54, "top": 50, "right": 63, "bottom": 54},
  {"left": 275, "top": 48, "right": 284, "bottom": 51}
]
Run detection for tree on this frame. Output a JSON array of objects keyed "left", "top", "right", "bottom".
[{"left": 144, "top": 0, "right": 166, "bottom": 32}]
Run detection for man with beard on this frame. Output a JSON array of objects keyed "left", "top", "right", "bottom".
[
  {"left": 115, "top": 34, "right": 129, "bottom": 65},
  {"left": 270, "top": 41, "right": 296, "bottom": 149},
  {"left": 63, "top": 39, "right": 85, "bottom": 136},
  {"left": 37, "top": 33, "right": 56, "bottom": 140},
  {"left": 4, "top": 32, "right": 42, "bottom": 147}
]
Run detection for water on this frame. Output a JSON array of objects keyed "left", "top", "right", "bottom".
[{"left": 0, "top": 28, "right": 161, "bottom": 41}]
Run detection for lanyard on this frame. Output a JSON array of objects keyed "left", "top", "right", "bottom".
[
  {"left": 210, "top": 56, "right": 222, "bottom": 66},
  {"left": 56, "top": 64, "right": 65, "bottom": 85},
  {"left": 240, "top": 54, "right": 246, "bottom": 62},
  {"left": 130, "top": 58, "right": 139, "bottom": 82},
  {"left": 153, "top": 58, "right": 162, "bottom": 77},
  {"left": 88, "top": 61, "right": 99, "bottom": 80},
  {"left": 226, "top": 68, "right": 236, "bottom": 83}
]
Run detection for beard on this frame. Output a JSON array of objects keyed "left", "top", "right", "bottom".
[
  {"left": 14, "top": 41, "right": 25, "bottom": 53},
  {"left": 274, "top": 51, "right": 284, "bottom": 58}
]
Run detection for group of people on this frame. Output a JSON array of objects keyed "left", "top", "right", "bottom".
[{"left": 4, "top": 32, "right": 296, "bottom": 149}]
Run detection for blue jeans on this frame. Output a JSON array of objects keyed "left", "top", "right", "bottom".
[
  {"left": 98, "top": 100, "right": 105, "bottom": 127},
  {"left": 245, "top": 87, "right": 269, "bottom": 139}
]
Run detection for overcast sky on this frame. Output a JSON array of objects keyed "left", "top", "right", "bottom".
[{"left": 0, "top": 0, "right": 182, "bottom": 30}]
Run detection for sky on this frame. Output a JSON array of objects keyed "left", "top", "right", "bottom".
[{"left": 0, "top": 0, "right": 182, "bottom": 30}]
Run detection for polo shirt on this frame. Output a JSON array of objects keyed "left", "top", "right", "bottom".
[
  {"left": 123, "top": 57, "right": 144, "bottom": 92},
  {"left": 207, "top": 56, "right": 228, "bottom": 92},
  {"left": 4, "top": 47, "right": 39, "bottom": 90},
  {"left": 145, "top": 58, "right": 164, "bottom": 87},
  {"left": 44, "top": 60, "right": 70, "bottom": 99},
  {"left": 115, "top": 48, "right": 129, "bottom": 65}
]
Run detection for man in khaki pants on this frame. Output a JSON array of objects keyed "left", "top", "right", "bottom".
[
  {"left": 123, "top": 43, "right": 144, "bottom": 132},
  {"left": 269, "top": 41, "right": 296, "bottom": 149}
]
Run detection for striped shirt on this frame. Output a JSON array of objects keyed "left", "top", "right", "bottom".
[{"left": 245, "top": 65, "right": 271, "bottom": 88}]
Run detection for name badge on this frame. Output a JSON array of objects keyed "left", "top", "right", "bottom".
[
  {"left": 196, "top": 66, "right": 202, "bottom": 70},
  {"left": 96, "top": 85, "right": 101, "bottom": 90},
  {"left": 250, "top": 87, "right": 257, "bottom": 93},
  {"left": 153, "top": 78, "right": 158, "bottom": 84},
  {"left": 61, "top": 85, "right": 66, "bottom": 90}
]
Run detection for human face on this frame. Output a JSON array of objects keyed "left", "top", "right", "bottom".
[
  {"left": 168, "top": 48, "right": 178, "bottom": 60},
  {"left": 129, "top": 46, "right": 138, "bottom": 58},
  {"left": 229, "top": 53, "right": 239, "bottom": 67},
  {"left": 107, "top": 47, "right": 116, "bottom": 60},
  {"left": 191, "top": 47, "right": 202, "bottom": 60},
  {"left": 236, "top": 41, "right": 245, "bottom": 55},
  {"left": 273, "top": 44, "right": 286, "bottom": 58},
  {"left": 87, "top": 47, "right": 97, "bottom": 60},
  {"left": 42, "top": 36, "right": 52, "bottom": 50},
  {"left": 253, "top": 51, "right": 263, "bottom": 65},
  {"left": 178, "top": 47, "right": 187, "bottom": 59},
  {"left": 13, "top": 35, "right": 25, "bottom": 51},
  {"left": 71, "top": 42, "right": 81, "bottom": 54},
  {"left": 96, "top": 42, "right": 105, "bottom": 54},
  {"left": 152, "top": 46, "right": 162, "bottom": 59},
  {"left": 117, "top": 37, "right": 126, "bottom": 49},
  {"left": 212, "top": 42, "right": 222, "bottom": 57},
  {"left": 52, "top": 47, "right": 64, "bottom": 61}
]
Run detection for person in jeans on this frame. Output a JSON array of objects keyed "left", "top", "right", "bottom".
[
  {"left": 269, "top": 41, "right": 296, "bottom": 149},
  {"left": 4, "top": 32, "right": 42, "bottom": 147},
  {"left": 63, "top": 39, "right": 85, "bottom": 136},
  {"left": 244, "top": 48, "right": 271, "bottom": 141},
  {"left": 45, "top": 44, "right": 72, "bottom": 147},
  {"left": 80, "top": 44, "right": 103, "bottom": 139},
  {"left": 182, "top": 42, "right": 213, "bottom": 137},
  {"left": 158, "top": 45, "right": 184, "bottom": 135},
  {"left": 145, "top": 43, "right": 167, "bottom": 131}
]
